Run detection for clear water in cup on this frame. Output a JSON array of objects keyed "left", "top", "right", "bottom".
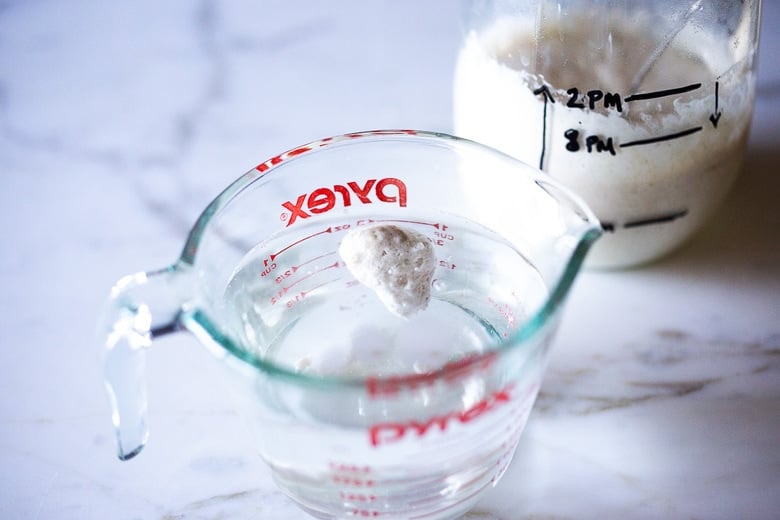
[{"left": 220, "top": 212, "right": 550, "bottom": 518}]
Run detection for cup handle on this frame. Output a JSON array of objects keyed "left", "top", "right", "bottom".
[{"left": 100, "top": 267, "right": 184, "bottom": 460}]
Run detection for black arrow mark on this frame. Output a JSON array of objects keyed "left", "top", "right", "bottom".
[
  {"left": 709, "top": 81, "right": 722, "bottom": 128},
  {"left": 533, "top": 85, "right": 555, "bottom": 170}
]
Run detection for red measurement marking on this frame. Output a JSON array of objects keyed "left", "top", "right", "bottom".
[
  {"left": 332, "top": 475, "right": 375, "bottom": 487},
  {"left": 340, "top": 492, "right": 377, "bottom": 503},
  {"left": 488, "top": 297, "right": 518, "bottom": 330},
  {"left": 433, "top": 231, "right": 455, "bottom": 246},
  {"left": 269, "top": 286, "right": 288, "bottom": 306},
  {"left": 330, "top": 462, "right": 372, "bottom": 474},
  {"left": 255, "top": 131, "right": 418, "bottom": 174},
  {"left": 327, "top": 454, "right": 386, "bottom": 517},
  {"left": 284, "top": 261, "right": 339, "bottom": 290},
  {"left": 275, "top": 252, "right": 337, "bottom": 284},
  {"left": 286, "top": 146, "right": 311, "bottom": 157},
  {"left": 299, "top": 251, "right": 336, "bottom": 268},
  {"left": 271, "top": 279, "right": 330, "bottom": 307},
  {"left": 271, "top": 227, "right": 333, "bottom": 261},
  {"left": 284, "top": 280, "right": 332, "bottom": 309},
  {"left": 260, "top": 261, "right": 277, "bottom": 278},
  {"left": 438, "top": 259, "right": 456, "bottom": 270},
  {"left": 373, "top": 218, "right": 440, "bottom": 229}
]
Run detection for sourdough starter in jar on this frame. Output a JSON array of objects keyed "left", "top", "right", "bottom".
[{"left": 454, "top": 12, "right": 756, "bottom": 268}]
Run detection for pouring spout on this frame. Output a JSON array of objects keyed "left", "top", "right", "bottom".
[{"left": 99, "top": 269, "right": 184, "bottom": 461}]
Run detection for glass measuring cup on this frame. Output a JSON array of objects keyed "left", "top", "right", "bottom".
[
  {"left": 100, "top": 130, "right": 601, "bottom": 519},
  {"left": 454, "top": 0, "right": 762, "bottom": 268}
]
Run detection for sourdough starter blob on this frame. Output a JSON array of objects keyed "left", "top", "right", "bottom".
[
  {"left": 339, "top": 224, "right": 436, "bottom": 318},
  {"left": 454, "top": 12, "right": 756, "bottom": 267}
]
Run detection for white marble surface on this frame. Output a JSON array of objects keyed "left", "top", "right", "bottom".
[{"left": 1, "top": 1, "right": 779, "bottom": 519}]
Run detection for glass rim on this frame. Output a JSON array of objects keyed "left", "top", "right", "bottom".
[{"left": 173, "top": 129, "right": 602, "bottom": 389}]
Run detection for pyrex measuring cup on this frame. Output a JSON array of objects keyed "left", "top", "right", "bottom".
[
  {"left": 101, "top": 130, "right": 601, "bottom": 519},
  {"left": 454, "top": 0, "right": 762, "bottom": 268}
]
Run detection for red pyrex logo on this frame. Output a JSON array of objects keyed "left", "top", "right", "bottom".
[
  {"left": 368, "top": 384, "right": 514, "bottom": 447},
  {"left": 281, "top": 177, "right": 407, "bottom": 226}
]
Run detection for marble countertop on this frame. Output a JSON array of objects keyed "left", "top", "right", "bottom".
[{"left": 1, "top": 1, "right": 778, "bottom": 519}]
